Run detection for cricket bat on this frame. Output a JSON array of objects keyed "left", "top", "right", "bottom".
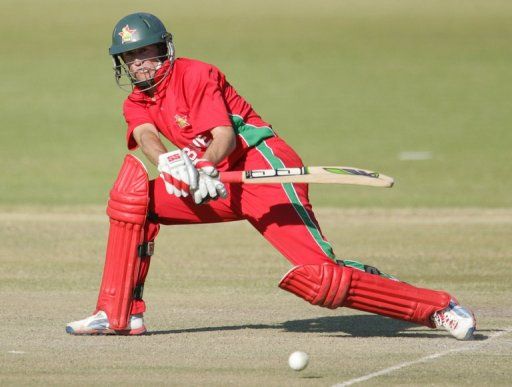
[{"left": 219, "top": 166, "right": 394, "bottom": 187}]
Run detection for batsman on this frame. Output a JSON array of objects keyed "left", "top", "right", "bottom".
[{"left": 67, "top": 13, "right": 476, "bottom": 340}]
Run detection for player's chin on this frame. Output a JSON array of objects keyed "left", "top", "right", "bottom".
[
  {"left": 134, "top": 69, "right": 156, "bottom": 82},
  {"left": 135, "top": 75, "right": 154, "bottom": 83}
]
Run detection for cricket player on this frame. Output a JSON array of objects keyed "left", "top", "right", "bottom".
[{"left": 67, "top": 13, "right": 476, "bottom": 339}]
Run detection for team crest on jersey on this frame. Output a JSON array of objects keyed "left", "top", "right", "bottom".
[
  {"left": 119, "top": 25, "right": 137, "bottom": 44},
  {"left": 175, "top": 114, "right": 190, "bottom": 128}
]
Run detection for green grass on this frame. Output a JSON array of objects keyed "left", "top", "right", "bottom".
[
  {"left": 1, "top": 3, "right": 511, "bottom": 384},
  {"left": 1, "top": 0, "right": 511, "bottom": 207}
]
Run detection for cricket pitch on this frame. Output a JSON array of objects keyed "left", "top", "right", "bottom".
[{"left": 1, "top": 207, "right": 511, "bottom": 385}]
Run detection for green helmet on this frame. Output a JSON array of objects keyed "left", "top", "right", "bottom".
[{"left": 109, "top": 13, "right": 175, "bottom": 91}]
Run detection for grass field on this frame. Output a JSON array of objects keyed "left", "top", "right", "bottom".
[
  {"left": 1, "top": 0, "right": 511, "bottom": 207},
  {"left": 1, "top": 208, "right": 511, "bottom": 385},
  {"left": 1, "top": 0, "right": 511, "bottom": 385}
]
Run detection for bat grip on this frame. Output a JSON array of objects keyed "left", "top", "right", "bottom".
[{"left": 218, "top": 171, "right": 243, "bottom": 184}]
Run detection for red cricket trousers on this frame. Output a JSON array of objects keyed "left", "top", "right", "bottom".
[{"left": 132, "top": 137, "right": 336, "bottom": 313}]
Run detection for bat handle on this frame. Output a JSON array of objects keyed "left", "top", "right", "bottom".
[{"left": 218, "top": 171, "right": 243, "bottom": 184}]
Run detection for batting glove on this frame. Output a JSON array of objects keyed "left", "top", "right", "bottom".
[
  {"left": 157, "top": 150, "right": 193, "bottom": 197},
  {"left": 183, "top": 156, "right": 228, "bottom": 205}
]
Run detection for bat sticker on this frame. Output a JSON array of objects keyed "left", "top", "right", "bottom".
[
  {"left": 323, "top": 167, "right": 380, "bottom": 178},
  {"left": 246, "top": 167, "right": 306, "bottom": 179}
]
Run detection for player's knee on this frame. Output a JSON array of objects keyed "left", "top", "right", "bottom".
[{"left": 278, "top": 263, "right": 351, "bottom": 308}]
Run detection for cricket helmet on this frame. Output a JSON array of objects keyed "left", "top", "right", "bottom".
[{"left": 109, "top": 12, "right": 175, "bottom": 91}]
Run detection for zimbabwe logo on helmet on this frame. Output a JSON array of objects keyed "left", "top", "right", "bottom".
[{"left": 119, "top": 25, "right": 137, "bottom": 44}]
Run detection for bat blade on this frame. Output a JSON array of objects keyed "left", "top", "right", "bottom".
[{"left": 219, "top": 166, "right": 394, "bottom": 187}]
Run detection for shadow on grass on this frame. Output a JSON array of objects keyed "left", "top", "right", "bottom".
[{"left": 147, "top": 315, "right": 486, "bottom": 339}]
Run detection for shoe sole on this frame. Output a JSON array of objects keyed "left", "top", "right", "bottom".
[
  {"left": 66, "top": 325, "right": 147, "bottom": 336},
  {"left": 457, "top": 326, "right": 476, "bottom": 340}
]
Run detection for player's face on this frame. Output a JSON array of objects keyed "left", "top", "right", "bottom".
[{"left": 122, "top": 45, "right": 162, "bottom": 83}]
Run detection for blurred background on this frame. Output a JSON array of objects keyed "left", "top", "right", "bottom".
[{"left": 1, "top": 0, "right": 511, "bottom": 207}]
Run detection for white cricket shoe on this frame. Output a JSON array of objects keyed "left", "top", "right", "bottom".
[
  {"left": 432, "top": 300, "right": 476, "bottom": 340},
  {"left": 66, "top": 311, "right": 146, "bottom": 335}
]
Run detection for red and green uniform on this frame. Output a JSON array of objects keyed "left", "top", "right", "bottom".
[{"left": 123, "top": 58, "right": 336, "bottom": 314}]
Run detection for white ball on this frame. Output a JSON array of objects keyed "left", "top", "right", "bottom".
[{"left": 288, "top": 351, "right": 309, "bottom": 371}]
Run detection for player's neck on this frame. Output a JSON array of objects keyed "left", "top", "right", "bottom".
[{"left": 145, "top": 90, "right": 155, "bottom": 98}]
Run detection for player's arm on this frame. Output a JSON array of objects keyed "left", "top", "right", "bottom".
[
  {"left": 179, "top": 125, "right": 234, "bottom": 204},
  {"left": 132, "top": 123, "right": 234, "bottom": 204},
  {"left": 201, "top": 125, "right": 237, "bottom": 166},
  {"left": 132, "top": 124, "right": 192, "bottom": 198},
  {"left": 132, "top": 123, "right": 168, "bottom": 166}
]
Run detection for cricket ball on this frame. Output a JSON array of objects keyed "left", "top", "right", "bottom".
[{"left": 288, "top": 351, "right": 309, "bottom": 371}]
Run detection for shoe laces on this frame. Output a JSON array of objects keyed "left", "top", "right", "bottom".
[{"left": 433, "top": 308, "right": 459, "bottom": 330}]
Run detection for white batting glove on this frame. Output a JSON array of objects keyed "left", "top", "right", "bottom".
[
  {"left": 182, "top": 157, "right": 228, "bottom": 204},
  {"left": 157, "top": 150, "right": 193, "bottom": 197}
]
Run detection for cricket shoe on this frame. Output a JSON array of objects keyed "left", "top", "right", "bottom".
[
  {"left": 66, "top": 311, "right": 146, "bottom": 335},
  {"left": 431, "top": 300, "right": 476, "bottom": 340}
]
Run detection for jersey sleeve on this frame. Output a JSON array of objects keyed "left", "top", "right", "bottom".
[
  {"left": 184, "top": 64, "right": 232, "bottom": 135},
  {"left": 123, "top": 98, "right": 154, "bottom": 150}
]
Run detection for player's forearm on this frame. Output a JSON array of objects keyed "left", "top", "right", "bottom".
[
  {"left": 202, "top": 125, "right": 237, "bottom": 166},
  {"left": 138, "top": 130, "right": 168, "bottom": 166}
]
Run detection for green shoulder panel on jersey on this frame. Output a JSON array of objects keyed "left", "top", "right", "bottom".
[{"left": 230, "top": 114, "right": 275, "bottom": 147}]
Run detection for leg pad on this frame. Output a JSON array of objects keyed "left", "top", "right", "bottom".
[
  {"left": 279, "top": 263, "right": 451, "bottom": 327},
  {"left": 96, "top": 155, "right": 151, "bottom": 330}
]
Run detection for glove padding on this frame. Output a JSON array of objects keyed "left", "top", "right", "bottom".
[
  {"left": 183, "top": 156, "right": 228, "bottom": 204},
  {"left": 157, "top": 150, "right": 195, "bottom": 197}
]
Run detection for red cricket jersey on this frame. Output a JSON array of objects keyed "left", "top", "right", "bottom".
[{"left": 123, "top": 58, "right": 276, "bottom": 171}]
